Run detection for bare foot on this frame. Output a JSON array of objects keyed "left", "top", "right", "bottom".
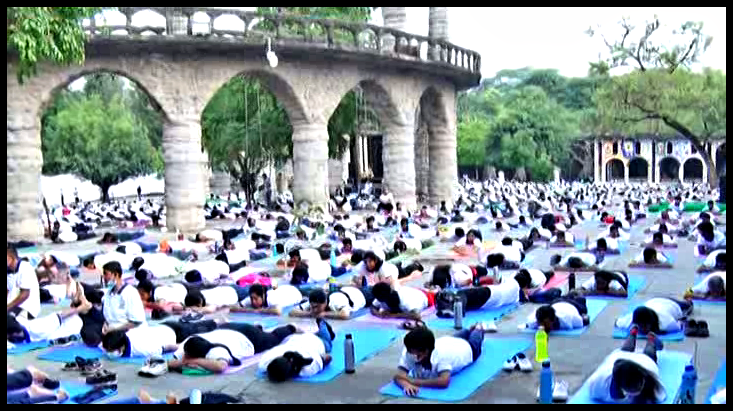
[
  {"left": 56, "top": 389, "right": 69, "bottom": 403},
  {"left": 165, "top": 392, "right": 178, "bottom": 404},
  {"left": 138, "top": 389, "right": 154, "bottom": 404},
  {"left": 28, "top": 384, "right": 56, "bottom": 398},
  {"left": 27, "top": 366, "right": 50, "bottom": 384}
]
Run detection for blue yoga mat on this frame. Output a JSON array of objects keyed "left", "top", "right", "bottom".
[
  {"left": 612, "top": 302, "right": 685, "bottom": 341},
  {"left": 7, "top": 340, "right": 51, "bottom": 355},
  {"left": 134, "top": 241, "right": 158, "bottom": 253},
  {"left": 583, "top": 276, "right": 646, "bottom": 300},
  {"left": 691, "top": 298, "right": 726, "bottom": 305},
  {"left": 573, "top": 240, "right": 629, "bottom": 254},
  {"left": 568, "top": 350, "right": 692, "bottom": 404},
  {"left": 380, "top": 337, "right": 533, "bottom": 402},
  {"left": 519, "top": 254, "right": 536, "bottom": 268},
  {"left": 426, "top": 303, "right": 519, "bottom": 330},
  {"left": 258, "top": 327, "right": 400, "bottom": 383},
  {"left": 705, "top": 359, "right": 726, "bottom": 404},
  {"left": 520, "top": 299, "right": 609, "bottom": 336},
  {"left": 223, "top": 316, "right": 281, "bottom": 329},
  {"left": 38, "top": 343, "right": 173, "bottom": 364},
  {"left": 62, "top": 381, "right": 119, "bottom": 404}
]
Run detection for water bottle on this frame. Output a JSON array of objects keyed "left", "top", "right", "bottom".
[
  {"left": 674, "top": 363, "right": 698, "bottom": 404},
  {"left": 344, "top": 333, "right": 355, "bottom": 374},
  {"left": 535, "top": 326, "right": 549, "bottom": 363},
  {"left": 539, "top": 361, "right": 553, "bottom": 404},
  {"left": 454, "top": 299, "right": 464, "bottom": 330},
  {"left": 189, "top": 388, "right": 202, "bottom": 404},
  {"left": 568, "top": 273, "right": 576, "bottom": 290},
  {"left": 328, "top": 277, "right": 337, "bottom": 294}
]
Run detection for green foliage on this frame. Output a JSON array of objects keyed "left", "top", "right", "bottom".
[
  {"left": 42, "top": 93, "right": 160, "bottom": 201},
  {"left": 257, "top": 7, "right": 375, "bottom": 22},
  {"left": 457, "top": 117, "right": 490, "bottom": 167},
  {"left": 328, "top": 90, "right": 359, "bottom": 158},
  {"left": 7, "top": 7, "right": 106, "bottom": 84}
]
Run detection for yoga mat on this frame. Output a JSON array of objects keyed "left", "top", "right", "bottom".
[
  {"left": 705, "top": 359, "right": 726, "bottom": 404},
  {"left": 62, "top": 381, "right": 119, "bottom": 404},
  {"left": 520, "top": 299, "right": 608, "bottom": 336},
  {"left": 379, "top": 337, "right": 534, "bottom": 401},
  {"left": 628, "top": 254, "right": 676, "bottom": 269},
  {"left": 582, "top": 276, "right": 646, "bottom": 300},
  {"left": 223, "top": 315, "right": 280, "bottom": 329},
  {"left": 7, "top": 340, "right": 50, "bottom": 355},
  {"left": 181, "top": 358, "right": 253, "bottom": 375},
  {"left": 426, "top": 304, "right": 519, "bottom": 330},
  {"left": 690, "top": 298, "right": 726, "bottom": 305},
  {"left": 260, "top": 327, "right": 401, "bottom": 383},
  {"left": 38, "top": 343, "right": 173, "bottom": 364},
  {"left": 354, "top": 306, "right": 436, "bottom": 325},
  {"left": 568, "top": 350, "right": 692, "bottom": 404},
  {"left": 542, "top": 273, "right": 569, "bottom": 290},
  {"left": 612, "top": 302, "right": 685, "bottom": 341},
  {"left": 519, "top": 253, "right": 536, "bottom": 268}
]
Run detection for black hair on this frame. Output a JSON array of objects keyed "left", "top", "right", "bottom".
[
  {"left": 309, "top": 289, "right": 328, "bottom": 305},
  {"left": 136, "top": 279, "right": 155, "bottom": 298},
  {"left": 495, "top": 221, "right": 503, "bottom": 230},
  {"left": 275, "top": 243, "right": 285, "bottom": 254},
  {"left": 549, "top": 254, "right": 562, "bottom": 266},
  {"left": 454, "top": 227, "right": 465, "bottom": 238},
  {"left": 102, "top": 261, "right": 123, "bottom": 277},
  {"left": 708, "top": 275, "right": 725, "bottom": 296},
  {"left": 467, "top": 229, "right": 482, "bottom": 241},
  {"left": 513, "top": 270, "right": 532, "bottom": 289},
  {"left": 566, "top": 256, "right": 584, "bottom": 269},
  {"left": 430, "top": 265, "right": 452, "bottom": 289},
  {"left": 714, "top": 252, "right": 725, "bottom": 269},
  {"left": 184, "top": 290, "right": 206, "bottom": 307},
  {"left": 362, "top": 251, "right": 383, "bottom": 272},
  {"left": 642, "top": 247, "right": 657, "bottom": 264},
  {"left": 7, "top": 314, "right": 25, "bottom": 343},
  {"left": 697, "top": 221, "right": 715, "bottom": 240},
  {"left": 400, "top": 218, "right": 409, "bottom": 226},
  {"left": 266, "top": 352, "right": 313, "bottom": 383},
  {"left": 290, "top": 263, "right": 310, "bottom": 286},
  {"left": 102, "top": 330, "right": 129, "bottom": 353},
  {"left": 317, "top": 247, "right": 331, "bottom": 261},
  {"left": 185, "top": 270, "right": 203, "bottom": 284},
  {"left": 652, "top": 232, "right": 664, "bottom": 243},
  {"left": 486, "top": 253, "right": 505, "bottom": 268},
  {"left": 82, "top": 257, "right": 95, "bottom": 268},
  {"left": 372, "top": 282, "right": 393, "bottom": 302},
  {"left": 501, "top": 237, "right": 513, "bottom": 246},
  {"left": 183, "top": 336, "right": 240, "bottom": 366},
  {"left": 342, "top": 238, "right": 352, "bottom": 248},
  {"left": 366, "top": 216, "right": 375, "bottom": 224},
  {"left": 631, "top": 306, "right": 660, "bottom": 334},
  {"left": 249, "top": 284, "right": 268, "bottom": 307},
  {"left": 135, "top": 269, "right": 152, "bottom": 283},
  {"left": 393, "top": 240, "right": 407, "bottom": 253},
  {"left": 131, "top": 256, "right": 145, "bottom": 271},
  {"left": 596, "top": 238, "right": 608, "bottom": 251},
  {"left": 350, "top": 249, "right": 365, "bottom": 264},
  {"left": 404, "top": 327, "right": 435, "bottom": 353},
  {"left": 288, "top": 249, "right": 301, "bottom": 259},
  {"left": 519, "top": 215, "right": 526, "bottom": 224},
  {"left": 535, "top": 305, "right": 557, "bottom": 325}
]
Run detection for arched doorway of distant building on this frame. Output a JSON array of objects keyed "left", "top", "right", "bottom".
[
  {"left": 658, "top": 157, "right": 680, "bottom": 182},
  {"left": 682, "top": 157, "right": 704, "bottom": 181},
  {"left": 605, "top": 158, "right": 625, "bottom": 181},
  {"left": 628, "top": 157, "right": 648, "bottom": 181}
]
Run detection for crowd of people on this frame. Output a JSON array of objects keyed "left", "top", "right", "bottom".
[{"left": 7, "top": 176, "right": 726, "bottom": 404}]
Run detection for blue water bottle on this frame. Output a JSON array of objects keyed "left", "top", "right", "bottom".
[
  {"left": 674, "top": 363, "right": 698, "bottom": 404},
  {"left": 539, "top": 360, "right": 553, "bottom": 404}
]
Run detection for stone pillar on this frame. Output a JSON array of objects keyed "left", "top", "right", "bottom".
[
  {"left": 210, "top": 171, "right": 232, "bottom": 196},
  {"left": 7, "top": 115, "right": 44, "bottom": 241},
  {"left": 554, "top": 167, "right": 561, "bottom": 183},
  {"left": 623, "top": 161, "right": 629, "bottom": 184},
  {"left": 414, "top": 116, "right": 430, "bottom": 200},
  {"left": 383, "top": 124, "right": 417, "bottom": 211},
  {"left": 655, "top": 160, "right": 661, "bottom": 184},
  {"left": 593, "top": 139, "right": 600, "bottom": 182},
  {"left": 292, "top": 122, "right": 329, "bottom": 210},
  {"left": 647, "top": 161, "right": 653, "bottom": 184},
  {"left": 163, "top": 118, "right": 206, "bottom": 233},
  {"left": 498, "top": 170, "right": 505, "bottom": 184},
  {"left": 428, "top": 7, "right": 449, "bottom": 61},
  {"left": 702, "top": 159, "right": 708, "bottom": 184},
  {"left": 428, "top": 123, "right": 457, "bottom": 207},
  {"left": 601, "top": 159, "right": 607, "bottom": 183},
  {"left": 381, "top": 7, "right": 406, "bottom": 52}
]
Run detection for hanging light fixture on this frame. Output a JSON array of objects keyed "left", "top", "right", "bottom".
[{"left": 266, "top": 37, "right": 279, "bottom": 68}]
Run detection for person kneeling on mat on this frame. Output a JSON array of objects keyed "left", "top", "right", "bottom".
[
  {"left": 523, "top": 296, "right": 590, "bottom": 332},
  {"left": 425, "top": 263, "right": 489, "bottom": 290},
  {"left": 231, "top": 283, "right": 303, "bottom": 315},
  {"left": 371, "top": 283, "right": 432, "bottom": 320},
  {"left": 684, "top": 272, "right": 725, "bottom": 300},
  {"left": 587, "top": 325, "right": 666, "bottom": 404},
  {"left": 696, "top": 250, "right": 725, "bottom": 273},
  {"left": 259, "top": 319, "right": 336, "bottom": 382},
  {"left": 393, "top": 324, "right": 486, "bottom": 396},
  {"left": 615, "top": 297, "right": 693, "bottom": 335},
  {"left": 576, "top": 270, "right": 629, "bottom": 298},
  {"left": 289, "top": 286, "right": 373, "bottom": 320},
  {"left": 628, "top": 247, "right": 673, "bottom": 268}
]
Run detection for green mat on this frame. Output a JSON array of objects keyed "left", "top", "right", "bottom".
[
  {"left": 182, "top": 367, "right": 210, "bottom": 375},
  {"left": 647, "top": 202, "right": 725, "bottom": 213}
]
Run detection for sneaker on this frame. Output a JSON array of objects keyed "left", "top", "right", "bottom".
[
  {"left": 180, "top": 312, "right": 204, "bottom": 323},
  {"left": 502, "top": 355, "right": 518, "bottom": 372},
  {"left": 138, "top": 358, "right": 168, "bottom": 378},
  {"left": 536, "top": 380, "right": 569, "bottom": 402},
  {"left": 515, "top": 353, "right": 533, "bottom": 372}
]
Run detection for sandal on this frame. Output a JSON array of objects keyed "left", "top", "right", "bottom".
[{"left": 401, "top": 320, "right": 426, "bottom": 331}]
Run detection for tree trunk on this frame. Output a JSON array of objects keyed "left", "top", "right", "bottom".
[
  {"left": 700, "top": 150, "right": 718, "bottom": 188},
  {"left": 515, "top": 167, "right": 527, "bottom": 182},
  {"left": 101, "top": 184, "right": 111, "bottom": 203}
]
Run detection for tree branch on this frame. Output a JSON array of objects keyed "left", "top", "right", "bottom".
[{"left": 670, "top": 37, "right": 698, "bottom": 74}]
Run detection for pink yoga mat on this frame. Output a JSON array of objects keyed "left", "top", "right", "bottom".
[{"left": 542, "top": 273, "right": 569, "bottom": 289}]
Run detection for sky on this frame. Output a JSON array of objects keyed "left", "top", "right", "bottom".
[{"left": 74, "top": 7, "right": 725, "bottom": 90}]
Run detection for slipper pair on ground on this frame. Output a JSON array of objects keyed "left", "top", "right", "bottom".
[
  {"left": 685, "top": 319, "right": 710, "bottom": 337},
  {"left": 62, "top": 356, "right": 117, "bottom": 385},
  {"left": 502, "top": 353, "right": 568, "bottom": 402},
  {"left": 400, "top": 320, "right": 498, "bottom": 332}
]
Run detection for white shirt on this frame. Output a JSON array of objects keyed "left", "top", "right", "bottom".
[
  {"left": 201, "top": 286, "right": 240, "bottom": 306},
  {"left": 702, "top": 250, "right": 725, "bottom": 268},
  {"left": 298, "top": 249, "right": 322, "bottom": 264},
  {"left": 692, "top": 272, "right": 726, "bottom": 294},
  {"left": 7, "top": 260, "right": 41, "bottom": 318},
  {"left": 95, "top": 252, "right": 133, "bottom": 273},
  {"left": 587, "top": 349, "right": 666, "bottom": 404},
  {"left": 483, "top": 279, "right": 520, "bottom": 309},
  {"left": 526, "top": 302, "right": 584, "bottom": 330},
  {"left": 491, "top": 244, "right": 522, "bottom": 263},
  {"left": 241, "top": 285, "right": 302, "bottom": 309},
  {"left": 118, "top": 242, "right": 142, "bottom": 255},
  {"left": 185, "top": 260, "right": 230, "bottom": 282},
  {"left": 395, "top": 238, "right": 423, "bottom": 252},
  {"left": 355, "top": 261, "right": 399, "bottom": 286},
  {"left": 558, "top": 252, "right": 597, "bottom": 267},
  {"left": 644, "top": 234, "right": 674, "bottom": 245},
  {"left": 102, "top": 284, "right": 147, "bottom": 329},
  {"left": 550, "top": 233, "right": 575, "bottom": 243},
  {"left": 631, "top": 250, "right": 669, "bottom": 264},
  {"left": 304, "top": 259, "right": 332, "bottom": 283},
  {"left": 127, "top": 324, "right": 177, "bottom": 358},
  {"left": 17, "top": 312, "right": 83, "bottom": 342},
  {"left": 697, "top": 231, "right": 726, "bottom": 250},
  {"left": 372, "top": 286, "right": 428, "bottom": 313},
  {"left": 223, "top": 248, "right": 250, "bottom": 265},
  {"left": 138, "top": 254, "right": 182, "bottom": 279},
  {"left": 258, "top": 333, "right": 326, "bottom": 377},
  {"left": 397, "top": 336, "right": 474, "bottom": 378},
  {"left": 174, "top": 329, "right": 254, "bottom": 363},
  {"left": 327, "top": 286, "right": 366, "bottom": 314},
  {"left": 152, "top": 283, "right": 189, "bottom": 304},
  {"left": 450, "top": 264, "right": 474, "bottom": 287},
  {"left": 581, "top": 275, "right": 625, "bottom": 292},
  {"left": 526, "top": 268, "right": 547, "bottom": 289},
  {"left": 455, "top": 237, "right": 481, "bottom": 248},
  {"left": 615, "top": 298, "right": 683, "bottom": 333}
]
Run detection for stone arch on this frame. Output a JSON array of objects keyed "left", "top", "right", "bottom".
[
  {"left": 628, "top": 157, "right": 649, "bottom": 180},
  {"left": 658, "top": 157, "right": 680, "bottom": 182},
  {"left": 605, "top": 158, "right": 625, "bottom": 181},
  {"left": 682, "top": 157, "right": 704, "bottom": 181},
  {"left": 419, "top": 86, "right": 456, "bottom": 206},
  {"left": 716, "top": 143, "right": 726, "bottom": 177}
]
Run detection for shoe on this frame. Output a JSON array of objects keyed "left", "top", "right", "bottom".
[
  {"left": 536, "top": 380, "right": 569, "bottom": 402},
  {"left": 684, "top": 320, "right": 698, "bottom": 337},
  {"left": 138, "top": 358, "right": 168, "bottom": 378},
  {"left": 51, "top": 335, "right": 79, "bottom": 347},
  {"left": 78, "top": 357, "right": 102, "bottom": 375},
  {"left": 86, "top": 369, "right": 117, "bottom": 385},
  {"left": 515, "top": 353, "right": 533, "bottom": 372},
  {"left": 503, "top": 355, "right": 518, "bottom": 372},
  {"left": 180, "top": 312, "right": 204, "bottom": 323},
  {"left": 696, "top": 320, "right": 710, "bottom": 337},
  {"left": 41, "top": 378, "right": 61, "bottom": 390}
]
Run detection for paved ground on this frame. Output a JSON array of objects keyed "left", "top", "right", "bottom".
[{"left": 8, "top": 211, "right": 726, "bottom": 404}]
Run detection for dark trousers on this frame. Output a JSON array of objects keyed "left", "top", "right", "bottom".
[
  {"left": 75, "top": 231, "right": 97, "bottom": 241},
  {"left": 7, "top": 369, "right": 33, "bottom": 391},
  {"left": 222, "top": 228, "right": 244, "bottom": 241},
  {"left": 218, "top": 322, "right": 296, "bottom": 353},
  {"left": 330, "top": 265, "right": 349, "bottom": 277},
  {"left": 117, "top": 230, "right": 145, "bottom": 242},
  {"left": 9, "top": 241, "right": 36, "bottom": 249},
  {"left": 453, "top": 327, "right": 484, "bottom": 361},
  {"left": 553, "top": 296, "right": 588, "bottom": 315},
  {"left": 162, "top": 319, "right": 218, "bottom": 343}
]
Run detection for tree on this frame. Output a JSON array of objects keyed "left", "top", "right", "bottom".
[
  {"left": 42, "top": 94, "right": 161, "bottom": 202},
  {"left": 457, "top": 117, "right": 490, "bottom": 170},
  {"left": 588, "top": 16, "right": 724, "bottom": 186},
  {"left": 8, "top": 7, "right": 106, "bottom": 83}
]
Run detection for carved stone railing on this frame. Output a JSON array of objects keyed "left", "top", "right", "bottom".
[{"left": 83, "top": 7, "right": 481, "bottom": 74}]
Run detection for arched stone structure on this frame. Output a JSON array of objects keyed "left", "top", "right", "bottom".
[
  {"left": 7, "top": 7, "right": 480, "bottom": 240},
  {"left": 605, "top": 158, "right": 625, "bottom": 181},
  {"left": 657, "top": 157, "right": 681, "bottom": 182},
  {"left": 420, "top": 86, "right": 458, "bottom": 207},
  {"left": 682, "top": 156, "right": 706, "bottom": 182},
  {"left": 628, "top": 157, "right": 649, "bottom": 181}
]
